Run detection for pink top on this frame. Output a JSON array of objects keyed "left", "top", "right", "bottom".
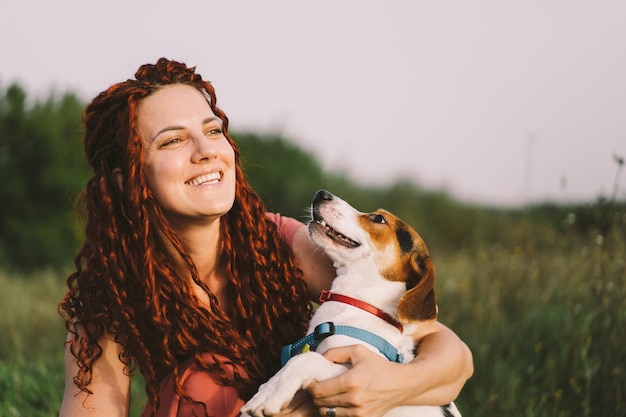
[
  {"left": 141, "top": 213, "right": 303, "bottom": 417},
  {"left": 141, "top": 354, "right": 245, "bottom": 417},
  {"left": 265, "top": 212, "right": 302, "bottom": 247}
]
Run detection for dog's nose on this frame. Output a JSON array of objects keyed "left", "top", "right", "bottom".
[{"left": 314, "top": 189, "right": 334, "bottom": 203}]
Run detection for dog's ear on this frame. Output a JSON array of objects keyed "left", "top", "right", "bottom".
[{"left": 397, "top": 254, "right": 437, "bottom": 323}]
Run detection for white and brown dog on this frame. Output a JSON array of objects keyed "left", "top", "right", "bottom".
[{"left": 241, "top": 190, "right": 461, "bottom": 417}]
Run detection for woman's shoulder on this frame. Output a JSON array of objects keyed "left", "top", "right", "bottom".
[
  {"left": 60, "top": 327, "right": 131, "bottom": 416},
  {"left": 265, "top": 212, "right": 304, "bottom": 246}
]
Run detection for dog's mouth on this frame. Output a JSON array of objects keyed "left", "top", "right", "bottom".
[{"left": 312, "top": 211, "right": 360, "bottom": 248}]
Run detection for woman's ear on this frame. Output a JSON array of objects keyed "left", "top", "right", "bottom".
[{"left": 112, "top": 168, "right": 124, "bottom": 192}]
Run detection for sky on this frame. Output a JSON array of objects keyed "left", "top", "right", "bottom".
[{"left": 1, "top": 0, "right": 624, "bottom": 207}]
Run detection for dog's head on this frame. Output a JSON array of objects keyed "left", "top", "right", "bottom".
[{"left": 308, "top": 189, "right": 437, "bottom": 323}]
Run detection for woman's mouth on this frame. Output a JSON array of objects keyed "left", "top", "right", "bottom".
[{"left": 186, "top": 172, "right": 222, "bottom": 186}]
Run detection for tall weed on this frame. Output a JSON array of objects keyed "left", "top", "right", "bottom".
[
  {"left": 0, "top": 270, "right": 67, "bottom": 417},
  {"left": 437, "top": 212, "right": 625, "bottom": 416}
]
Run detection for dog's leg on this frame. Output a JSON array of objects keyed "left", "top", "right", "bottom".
[{"left": 241, "top": 352, "right": 348, "bottom": 417}]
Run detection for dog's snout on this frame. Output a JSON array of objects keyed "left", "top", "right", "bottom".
[{"left": 314, "top": 189, "right": 334, "bottom": 204}]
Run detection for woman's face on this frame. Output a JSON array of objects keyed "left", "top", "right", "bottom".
[{"left": 137, "top": 84, "right": 236, "bottom": 228}]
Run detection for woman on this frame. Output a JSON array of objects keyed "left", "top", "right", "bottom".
[{"left": 59, "top": 58, "right": 472, "bottom": 417}]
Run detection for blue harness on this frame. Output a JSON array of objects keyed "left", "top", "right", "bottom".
[{"left": 281, "top": 321, "right": 404, "bottom": 366}]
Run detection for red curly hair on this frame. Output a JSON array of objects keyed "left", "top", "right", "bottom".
[{"left": 59, "top": 58, "right": 312, "bottom": 415}]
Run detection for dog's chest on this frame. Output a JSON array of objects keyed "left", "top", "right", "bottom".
[{"left": 309, "top": 303, "right": 415, "bottom": 361}]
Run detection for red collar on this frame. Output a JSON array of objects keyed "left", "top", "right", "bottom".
[{"left": 318, "top": 290, "right": 403, "bottom": 333}]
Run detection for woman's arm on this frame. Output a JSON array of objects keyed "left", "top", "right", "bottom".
[
  {"left": 59, "top": 329, "right": 131, "bottom": 417},
  {"left": 290, "top": 225, "right": 335, "bottom": 299},
  {"left": 405, "top": 321, "right": 474, "bottom": 404}
]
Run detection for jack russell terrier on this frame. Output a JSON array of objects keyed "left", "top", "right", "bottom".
[{"left": 242, "top": 189, "right": 462, "bottom": 417}]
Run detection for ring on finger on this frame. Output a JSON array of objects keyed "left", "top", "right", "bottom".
[{"left": 326, "top": 407, "right": 336, "bottom": 417}]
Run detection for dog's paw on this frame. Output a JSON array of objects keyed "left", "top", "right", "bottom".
[
  {"left": 241, "top": 352, "right": 333, "bottom": 416},
  {"left": 241, "top": 377, "right": 297, "bottom": 416}
]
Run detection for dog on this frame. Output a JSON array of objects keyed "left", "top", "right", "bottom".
[{"left": 241, "top": 189, "right": 461, "bottom": 417}]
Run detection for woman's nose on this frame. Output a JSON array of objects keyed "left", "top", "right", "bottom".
[{"left": 191, "top": 134, "right": 217, "bottom": 163}]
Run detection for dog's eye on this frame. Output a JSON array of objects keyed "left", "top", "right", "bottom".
[{"left": 372, "top": 214, "right": 387, "bottom": 224}]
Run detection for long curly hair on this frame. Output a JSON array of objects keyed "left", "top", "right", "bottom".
[{"left": 59, "top": 58, "right": 312, "bottom": 415}]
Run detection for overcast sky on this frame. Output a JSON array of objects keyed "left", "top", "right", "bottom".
[{"left": 1, "top": 0, "right": 624, "bottom": 206}]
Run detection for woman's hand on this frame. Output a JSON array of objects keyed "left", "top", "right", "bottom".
[
  {"left": 271, "top": 347, "right": 403, "bottom": 417},
  {"left": 307, "top": 345, "right": 405, "bottom": 417}
]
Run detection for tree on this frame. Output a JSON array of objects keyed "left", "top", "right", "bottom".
[
  {"left": 0, "top": 83, "right": 88, "bottom": 271},
  {"left": 234, "top": 132, "right": 333, "bottom": 219}
]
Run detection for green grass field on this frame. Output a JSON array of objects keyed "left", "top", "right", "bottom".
[
  {"left": 0, "top": 270, "right": 147, "bottom": 417},
  {"left": 1, "top": 212, "right": 624, "bottom": 416},
  {"left": 438, "top": 221, "right": 626, "bottom": 416}
]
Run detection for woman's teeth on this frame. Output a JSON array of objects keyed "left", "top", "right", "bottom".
[{"left": 186, "top": 172, "right": 221, "bottom": 186}]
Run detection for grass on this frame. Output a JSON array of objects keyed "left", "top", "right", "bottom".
[
  {"left": 0, "top": 209, "right": 624, "bottom": 416},
  {"left": 0, "top": 270, "right": 147, "bottom": 416},
  {"left": 436, "top": 213, "right": 626, "bottom": 416},
  {"left": 0, "top": 270, "right": 66, "bottom": 417}
]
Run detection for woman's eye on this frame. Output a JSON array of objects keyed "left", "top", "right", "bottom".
[
  {"left": 205, "top": 127, "right": 223, "bottom": 136},
  {"left": 372, "top": 214, "right": 386, "bottom": 224},
  {"left": 161, "top": 138, "right": 181, "bottom": 148}
]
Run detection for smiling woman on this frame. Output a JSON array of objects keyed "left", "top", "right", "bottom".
[
  {"left": 58, "top": 58, "right": 320, "bottom": 416},
  {"left": 58, "top": 58, "right": 472, "bottom": 417}
]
